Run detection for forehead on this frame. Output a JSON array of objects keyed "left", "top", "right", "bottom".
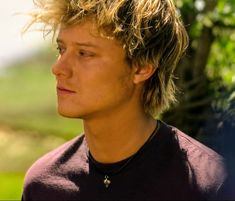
[
  {"left": 58, "top": 20, "right": 115, "bottom": 43},
  {"left": 57, "top": 20, "right": 127, "bottom": 56},
  {"left": 58, "top": 20, "right": 98, "bottom": 40}
]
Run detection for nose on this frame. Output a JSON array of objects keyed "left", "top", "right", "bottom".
[{"left": 52, "top": 55, "right": 72, "bottom": 78}]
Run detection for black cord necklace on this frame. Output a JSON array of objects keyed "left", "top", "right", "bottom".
[{"left": 88, "top": 121, "right": 160, "bottom": 188}]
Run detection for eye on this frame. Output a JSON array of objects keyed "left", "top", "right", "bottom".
[
  {"left": 78, "top": 50, "right": 95, "bottom": 57},
  {"left": 56, "top": 46, "right": 65, "bottom": 55}
]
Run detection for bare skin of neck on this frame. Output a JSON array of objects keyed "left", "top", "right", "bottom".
[{"left": 83, "top": 104, "right": 157, "bottom": 164}]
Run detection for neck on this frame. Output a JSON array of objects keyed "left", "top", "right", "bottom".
[{"left": 83, "top": 108, "right": 156, "bottom": 164}]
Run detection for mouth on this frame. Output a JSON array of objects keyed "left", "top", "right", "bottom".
[{"left": 56, "top": 86, "right": 76, "bottom": 95}]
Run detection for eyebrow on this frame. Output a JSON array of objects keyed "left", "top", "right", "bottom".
[{"left": 56, "top": 38, "right": 100, "bottom": 48}]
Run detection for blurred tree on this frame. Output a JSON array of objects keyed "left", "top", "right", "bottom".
[
  {"left": 163, "top": 0, "right": 235, "bottom": 137},
  {"left": 197, "top": 84, "right": 235, "bottom": 198}
]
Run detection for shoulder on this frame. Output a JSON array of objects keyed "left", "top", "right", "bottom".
[
  {"left": 169, "top": 125, "right": 227, "bottom": 196},
  {"left": 23, "top": 134, "right": 87, "bottom": 190}
]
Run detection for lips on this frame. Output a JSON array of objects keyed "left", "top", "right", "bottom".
[{"left": 56, "top": 85, "right": 76, "bottom": 95}]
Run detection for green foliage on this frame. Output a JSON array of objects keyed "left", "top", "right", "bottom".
[
  {"left": 177, "top": 0, "right": 235, "bottom": 84},
  {"left": 212, "top": 84, "right": 235, "bottom": 127},
  {"left": 196, "top": 83, "right": 235, "bottom": 155},
  {"left": 0, "top": 47, "right": 83, "bottom": 140},
  {"left": 0, "top": 172, "right": 24, "bottom": 200},
  {"left": 0, "top": 46, "right": 83, "bottom": 200},
  {"left": 163, "top": 0, "right": 235, "bottom": 137},
  {"left": 207, "top": 32, "right": 235, "bottom": 84},
  {"left": 0, "top": 128, "right": 66, "bottom": 172}
]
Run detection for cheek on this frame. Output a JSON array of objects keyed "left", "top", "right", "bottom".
[
  {"left": 74, "top": 57, "right": 133, "bottom": 97},
  {"left": 78, "top": 73, "right": 131, "bottom": 107}
]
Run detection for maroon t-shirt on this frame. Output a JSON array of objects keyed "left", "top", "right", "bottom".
[{"left": 22, "top": 121, "right": 229, "bottom": 200}]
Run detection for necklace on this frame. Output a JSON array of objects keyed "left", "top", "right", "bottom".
[{"left": 88, "top": 121, "right": 160, "bottom": 188}]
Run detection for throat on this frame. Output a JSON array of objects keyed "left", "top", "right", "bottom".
[{"left": 84, "top": 117, "right": 157, "bottom": 163}]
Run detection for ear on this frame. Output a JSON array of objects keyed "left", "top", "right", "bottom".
[{"left": 133, "top": 64, "right": 156, "bottom": 84}]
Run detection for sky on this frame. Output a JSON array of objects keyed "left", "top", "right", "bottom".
[{"left": 0, "top": 0, "right": 47, "bottom": 68}]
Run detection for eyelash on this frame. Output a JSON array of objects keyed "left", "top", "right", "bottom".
[
  {"left": 78, "top": 50, "right": 94, "bottom": 57},
  {"left": 56, "top": 46, "right": 65, "bottom": 55}
]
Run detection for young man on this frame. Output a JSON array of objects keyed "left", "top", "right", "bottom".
[{"left": 22, "top": 0, "right": 230, "bottom": 200}]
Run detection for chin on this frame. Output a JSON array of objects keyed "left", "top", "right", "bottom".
[{"left": 58, "top": 108, "right": 83, "bottom": 119}]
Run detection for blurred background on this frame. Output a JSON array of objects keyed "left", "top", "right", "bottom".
[
  {"left": 0, "top": 0, "right": 235, "bottom": 199},
  {"left": 0, "top": 0, "right": 83, "bottom": 199}
]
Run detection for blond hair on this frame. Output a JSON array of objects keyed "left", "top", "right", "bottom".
[{"left": 26, "top": 0, "right": 188, "bottom": 116}]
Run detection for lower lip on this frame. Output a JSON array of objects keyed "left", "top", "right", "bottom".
[{"left": 57, "top": 88, "right": 76, "bottom": 95}]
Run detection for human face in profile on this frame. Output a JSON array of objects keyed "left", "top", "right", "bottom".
[{"left": 52, "top": 20, "right": 138, "bottom": 120}]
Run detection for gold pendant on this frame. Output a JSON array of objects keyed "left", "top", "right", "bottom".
[{"left": 104, "top": 175, "right": 111, "bottom": 188}]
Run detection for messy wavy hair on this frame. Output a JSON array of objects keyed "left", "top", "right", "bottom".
[{"left": 26, "top": 0, "right": 188, "bottom": 116}]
